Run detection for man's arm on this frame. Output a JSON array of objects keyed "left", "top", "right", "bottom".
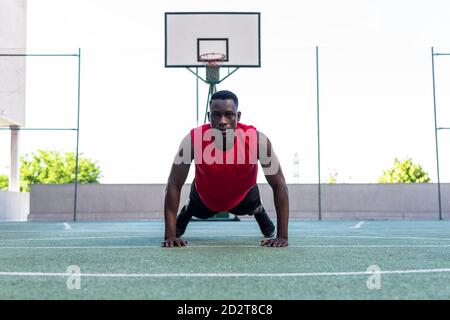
[
  {"left": 258, "top": 131, "right": 289, "bottom": 247},
  {"left": 162, "top": 134, "right": 193, "bottom": 247}
]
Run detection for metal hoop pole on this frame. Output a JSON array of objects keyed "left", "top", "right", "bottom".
[
  {"left": 74, "top": 48, "right": 81, "bottom": 222},
  {"left": 196, "top": 67, "right": 199, "bottom": 126},
  {"left": 316, "top": 46, "right": 322, "bottom": 221},
  {"left": 431, "top": 47, "right": 442, "bottom": 220},
  {"left": 203, "top": 84, "right": 216, "bottom": 124}
]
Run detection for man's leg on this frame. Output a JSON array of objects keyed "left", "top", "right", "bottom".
[
  {"left": 175, "top": 203, "right": 191, "bottom": 238},
  {"left": 229, "top": 185, "right": 275, "bottom": 238},
  {"left": 252, "top": 206, "right": 276, "bottom": 238},
  {"left": 176, "top": 182, "right": 217, "bottom": 237}
]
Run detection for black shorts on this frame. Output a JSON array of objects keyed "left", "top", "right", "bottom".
[{"left": 184, "top": 182, "right": 264, "bottom": 219}]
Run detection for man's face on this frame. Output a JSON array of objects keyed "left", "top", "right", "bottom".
[{"left": 209, "top": 99, "right": 241, "bottom": 133}]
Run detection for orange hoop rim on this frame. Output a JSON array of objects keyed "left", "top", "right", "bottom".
[{"left": 199, "top": 53, "right": 226, "bottom": 66}]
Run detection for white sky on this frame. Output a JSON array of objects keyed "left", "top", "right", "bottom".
[{"left": 1, "top": 0, "right": 450, "bottom": 184}]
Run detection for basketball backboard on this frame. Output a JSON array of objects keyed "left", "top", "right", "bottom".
[{"left": 165, "top": 12, "right": 261, "bottom": 68}]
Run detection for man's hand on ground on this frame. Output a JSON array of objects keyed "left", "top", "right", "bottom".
[
  {"left": 161, "top": 237, "right": 188, "bottom": 247},
  {"left": 261, "top": 238, "right": 288, "bottom": 247}
]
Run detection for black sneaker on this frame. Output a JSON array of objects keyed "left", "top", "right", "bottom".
[
  {"left": 176, "top": 205, "right": 192, "bottom": 238},
  {"left": 254, "top": 209, "right": 276, "bottom": 238}
]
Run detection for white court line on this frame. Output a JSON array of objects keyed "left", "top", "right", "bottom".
[
  {"left": 1, "top": 268, "right": 450, "bottom": 278},
  {"left": 0, "top": 230, "right": 158, "bottom": 234},
  {"left": 2, "top": 234, "right": 450, "bottom": 242},
  {"left": 63, "top": 223, "right": 71, "bottom": 230},
  {"left": 1, "top": 244, "right": 450, "bottom": 249},
  {"left": 0, "top": 235, "right": 149, "bottom": 241},
  {"left": 350, "top": 221, "right": 364, "bottom": 229},
  {"left": 1, "top": 226, "right": 449, "bottom": 234},
  {"left": 301, "top": 235, "right": 450, "bottom": 241}
]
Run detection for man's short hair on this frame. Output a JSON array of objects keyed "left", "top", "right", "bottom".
[{"left": 210, "top": 90, "right": 238, "bottom": 108}]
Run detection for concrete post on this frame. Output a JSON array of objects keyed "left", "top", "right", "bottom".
[{"left": 9, "top": 127, "right": 20, "bottom": 192}]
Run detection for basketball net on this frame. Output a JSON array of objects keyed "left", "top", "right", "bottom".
[{"left": 199, "top": 53, "right": 226, "bottom": 84}]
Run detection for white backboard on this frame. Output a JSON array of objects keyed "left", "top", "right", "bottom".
[{"left": 165, "top": 12, "right": 261, "bottom": 67}]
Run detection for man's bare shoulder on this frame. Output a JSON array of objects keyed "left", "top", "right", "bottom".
[
  {"left": 173, "top": 132, "right": 193, "bottom": 165},
  {"left": 257, "top": 130, "right": 271, "bottom": 148}
]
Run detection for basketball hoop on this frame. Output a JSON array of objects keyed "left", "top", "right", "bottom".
[
  {"left": 200, "top": 53, "right": 226, "bottom": 84},
  {"left": 199, "top": 52, "right": 226, "bottom": 67}
]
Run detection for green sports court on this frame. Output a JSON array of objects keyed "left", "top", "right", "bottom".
[{"left": 1, "top": 220, "right": 449, "bottom": 300}]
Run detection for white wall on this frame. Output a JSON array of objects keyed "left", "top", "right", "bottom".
[
  {"left": 0, "top": 0, "right": 27, "bottom": 127},
  {"left": 28, "top": 183, "right": 450, "bottom": 221},
  {"left": 0, "top": 189, "right": 30, "bottom": 221}
]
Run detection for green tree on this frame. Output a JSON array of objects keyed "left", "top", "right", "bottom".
[
  {"left": 0, "top": 174, "right": 8, "bottom": 191},
  {"left": 378, "top": 158, "right": 431, "bottom": 183},
  {"left": 0, "top": 150, "right": 102, "bottom": 192},
  {"left": 328, "top": 169, "right": 338, "bottom": 184}
]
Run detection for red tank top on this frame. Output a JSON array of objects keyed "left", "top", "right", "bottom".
[{"left": 191, "top": 122, "right": 258, "bottom": 212}]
